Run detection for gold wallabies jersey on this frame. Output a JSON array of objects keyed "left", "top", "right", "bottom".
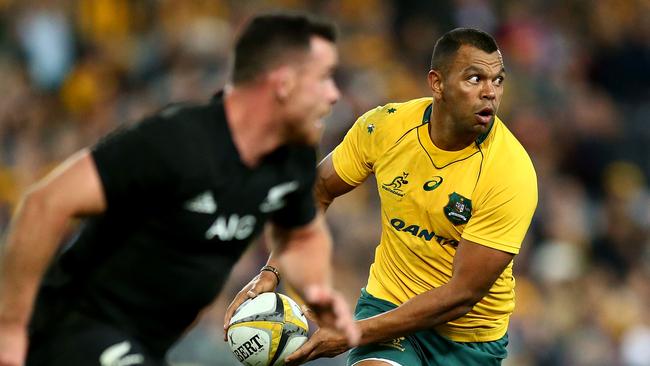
[{"left": 332, "top": 97, "right": 537, "bottom": 342}]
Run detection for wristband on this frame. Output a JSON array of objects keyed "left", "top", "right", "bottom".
[{"left": 260, "top": 265, "right": 281, "bottom": 285}]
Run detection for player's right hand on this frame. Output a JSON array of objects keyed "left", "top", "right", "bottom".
[
  {"left": 0, "top": 322, "right": 27, "bottom": 366},
  {"left": 223, "top": 270, "right": 278, "bottom": 341}
]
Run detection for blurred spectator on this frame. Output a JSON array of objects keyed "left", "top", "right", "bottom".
[{"left": 15, "top": 1, "right": 74, "bottom": 90}]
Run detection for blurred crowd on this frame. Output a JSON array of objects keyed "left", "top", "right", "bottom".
[{"left": 0, "top": 0, "right": 648, "bottom": 365}]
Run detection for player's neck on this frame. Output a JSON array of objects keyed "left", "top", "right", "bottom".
[
  {"left": 223, "top": 86, "right": 285, "bottom": 168},
  {"left": 429, "top": 106, "right": 477, "bottom": 151}
]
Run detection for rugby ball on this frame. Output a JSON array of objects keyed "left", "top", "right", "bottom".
[{"left": 227, "top": 292, "right": 309, "bottom": 366}]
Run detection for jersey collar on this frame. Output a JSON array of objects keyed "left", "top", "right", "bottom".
[
  {"left": 418, "top": 103, "right": 492, "bottom": 168},
  {"left": 421, "top": 102, "right": 495, "bottom": 147}
]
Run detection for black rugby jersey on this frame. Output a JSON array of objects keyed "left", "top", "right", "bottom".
[{"left": 31, "top": 92, "right": 317, "bottom": 354}]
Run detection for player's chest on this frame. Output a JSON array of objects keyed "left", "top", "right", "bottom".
[
  {"left": 374, "top": 142, "right": 483, "bottom": 229},
  {"left": 167, "top": 165, "right": 305, "bottom": 244}
]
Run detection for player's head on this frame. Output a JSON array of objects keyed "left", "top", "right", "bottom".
[
  {"left": 428, "top": 28, "right": 505, "bottom": 138},
  {"left": 231, "top": 13, "right": 339, "bottom": 146}
]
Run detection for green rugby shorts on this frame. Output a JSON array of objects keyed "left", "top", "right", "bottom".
[{"left": 347, "top": 288, "right": 508, "bottom": 366}]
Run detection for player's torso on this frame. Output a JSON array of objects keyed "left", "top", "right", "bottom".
[
  {"left": 86, "top": 101, "right": 314, "bottom": 255},
  {"left": 74, "top": 123, "right": 314, "bottom": 281},
  {"left": 169, "top": 151, "right": 307, "bottom": 250},
  {"left": 370, "top": 122, "right": 485, "bottom": 300},
  {"left": 351, "top": 101, "right": 533, "bottom": 342},
  {"left": 48, "top": 102, "right": 315, "bottom": 347}
]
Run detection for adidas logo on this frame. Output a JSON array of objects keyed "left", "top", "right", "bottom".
[{"left": 184, "top": 191, "right": 217, "bottom": 214}]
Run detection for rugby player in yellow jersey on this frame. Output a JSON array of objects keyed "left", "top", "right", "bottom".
[{"left": 225, "top": 28, "right": 537, "bottom": 366}]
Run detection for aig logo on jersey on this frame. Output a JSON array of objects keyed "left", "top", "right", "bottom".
[
  {"left": 444, "top": 192, "right": 472, "bottom": 225},
  {"left": 205, "top": 214, "right": 256, "bottom": 241},
  {"left": 184, "top": 191, "right": 257, "bottom": 241}
]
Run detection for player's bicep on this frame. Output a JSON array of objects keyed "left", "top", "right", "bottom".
[
  {"left": 30, "top": 149, "right": 106, "bottom": 217},
  {"left": 450, "top": 238, "right": 514, "bottom": 302},
  {"left": 315, "top": 153, "right": 356, "bottom": 209}
]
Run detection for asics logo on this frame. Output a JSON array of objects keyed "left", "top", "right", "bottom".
[{"left": 423, "top": 176, "right": 443, "bottom": 191}]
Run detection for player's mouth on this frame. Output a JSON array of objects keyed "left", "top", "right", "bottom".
[{"left": 475, "top": 107, "right": 494, "bottom": 125}]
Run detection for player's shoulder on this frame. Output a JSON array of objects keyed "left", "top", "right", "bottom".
[
  {"left": 361, "top": 97, "right": 431, "bottom": 125},
  {"left": 134, "top": 98, "right": 225, "bottom": 144},
  {"left": 482, "top": 117, "right": 536, "bottom": 183},
  {"left": 155, "top": 99, "right": 217, "bottom": 126},
  {"left": 117, "top": 98, "right": 227, "bottom": 167},
  {"left": 356, "top": 97, "right": 431, "bottom": 140},
  {"left": 281, "top": 144, "right": 318, "bottom": 171}
]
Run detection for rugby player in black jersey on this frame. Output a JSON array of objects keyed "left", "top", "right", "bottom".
[{"left": 0, "top": 13, "right": 359, "bottom": 366}]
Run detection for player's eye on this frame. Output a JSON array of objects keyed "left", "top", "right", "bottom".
[
  {"left": 324, "top": 68, "right": 337, "bottom": 80},
  {"left": 493, "top": 76, "right": 505, "bottom": 86},
  {"left": 468, "top": 75, "right": 480, "bottom": 84}
]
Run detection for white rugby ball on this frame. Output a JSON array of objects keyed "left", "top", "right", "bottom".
[{"left": 227, "top": 292, "right": 309, "bottom": 366}]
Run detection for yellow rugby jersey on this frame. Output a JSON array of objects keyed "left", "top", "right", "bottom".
[{"left": 332, "top": 97, "right": 537, "bottom": 342}]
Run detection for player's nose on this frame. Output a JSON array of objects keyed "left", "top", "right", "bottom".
[
  {"left": 481, "top": 81, "right": 496, "bottom": 100},
  {"left": 328, "top": 81, "right": 340, "bottom": 105}
]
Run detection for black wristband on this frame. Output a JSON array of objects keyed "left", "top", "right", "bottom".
[{"left": 260, "top": 265, "right": 281, "bottom": 285}]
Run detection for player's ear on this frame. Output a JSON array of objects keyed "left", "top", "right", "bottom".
[
  {"left": 428, "top": 69, "right": 443, "bottom": 100},
  {"left": 271, "top": 66, "right": 297, "bottom": 103}
]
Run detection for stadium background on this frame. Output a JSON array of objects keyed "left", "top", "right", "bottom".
[{"left": 0, "top": 0, "right": 648, "bottom": 365}]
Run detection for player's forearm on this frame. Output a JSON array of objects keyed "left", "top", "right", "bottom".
[
  {"left": 357, "top": 282, "right": 480, "bottom": 345},
  {"left": 263, "top": 251, "right": 280, "bottom": 270},
  {"left": 0, "top": 191, "right": 71, "bottom": 325},
  {"left": 276, "top": 216, "right": 332, "bottom": 296}
]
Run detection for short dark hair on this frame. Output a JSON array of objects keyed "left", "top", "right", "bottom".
[
  {"left": 232, "top": 13, "right": 337, "bottom": 84},
  {"left": 430, "top": 28, "right": 499, "bottom": 73}
]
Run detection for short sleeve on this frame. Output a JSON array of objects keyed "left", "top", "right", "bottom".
[
  {"left": 461, "top": 166, "right": 538, "bottom": 254},
  {"left": 91, "top": 116, "right": 182, "bottom": 212},
  {"left": 270, "top": 148, "right": 317, "bottom": 229},
  {"left": 331, "top": 108, "right": 380, "bottom": 186}
]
